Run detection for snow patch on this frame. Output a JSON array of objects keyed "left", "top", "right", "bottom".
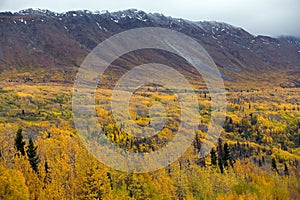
[
  {"left": 212, "top": 28, "right": 215, "bottom": 35},
  {"left": 136, "top": 14, "right": 147, "bottom": 21},
  {"left": 92, "top": 10, "right": 108, "bottom": 15},
  {"left": 111, "top": 18, "right": 119, "bottom": 23},
  {"left": 96, "top": 22, "right": 103, "bottom": 30},
  {"left": 100, "top": 10, "right": 108, "bottom": 14},
  {"left": 19, "top": 18, "right": 27, "bottom": 24}
]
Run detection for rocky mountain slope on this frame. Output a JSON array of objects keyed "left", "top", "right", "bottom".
[{"left": 0, "top": 9, "right": 299, "bottom": 87}]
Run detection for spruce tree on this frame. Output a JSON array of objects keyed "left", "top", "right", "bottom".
[
  {"left": 218, "top": 158, "right": 224, "bottom": 173},
  {"left": 26, "top": 137, "right": 40, "bottom": 174},
  {"left": 217, "top": 138, "right": 224, "bottom": 160},
  {"left": 210, "top": 148, "right": 217, "bottom": 166},
  {"left": 258, "top": 159, "right": 262, "bottom": 167},
  {"left": 284, "top": 163, "right": 289, "bottom": 176},
  {"left": 223, "top": 143, "right": 231, "bottom": 167},
  {"left": 194, "top": 132, "right": 201, "bottom": 153},
  {"left": 217, "top": 138, "right": 224, "bottom": 173},
  {"left": 14, "top": 128, "right": 26, "bottom": 156},
  {"left": 44, "top": 160, "right": 52, "bottom": 184},
  {"left": 271, "top": 158, "right": 278, "bottom": 174}
]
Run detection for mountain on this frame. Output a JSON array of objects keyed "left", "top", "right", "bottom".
[{"left": 0, "top": 8, "right": 299, "bottom": 87}]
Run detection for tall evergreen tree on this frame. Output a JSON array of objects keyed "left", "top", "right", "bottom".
[
  {"left": 258, "top": 159, "right": 262, "bottom": 167},
  {"left": 193, "top": 132, "right": 201, "bottom": 153},
  {"left": 26, "top": 137, "right": 40, "bottom": 174},
  {"left": 218, "top": 158, "right": 224, "bottom": 173},
  {"left": 223, "top": 143, "right": 231, "bottom": 167},
  {"left": 284, "top": 163, "right": 289, "bottom": 176},
  {"left": 271, "top": 158, "right": 278, "bottom": 174},
  {"left": 217, "top": 138, "right": 224, "bottom": 173},
  {"left": 14, "top": 128, "right": 26, "bottom": 156},
  {"left": 44, "top": 160, "right": 52, "bottom": 184},
  {"left": 210, "top": 148, "right": 217, "bottom": 166},
  {"left": 217, "top": 138, "right": 224, "bottom": 160}
]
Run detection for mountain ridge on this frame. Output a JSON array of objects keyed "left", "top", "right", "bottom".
[
  {"left": 6, "top": 8, "right": 300, "bottom": 39},
  {"left": 0, "top": 8, "right": 299, "bottom": 87}
]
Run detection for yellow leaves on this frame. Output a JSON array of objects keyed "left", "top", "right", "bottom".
[
  {"left": 226, "top": 113, "right": 240, "bottom": 124},
  {"left": 217, "top": 192, "right": 259, "bottom": 200},
  {"left": 262, "top": 135, "right": 273, "bottom": 144},
  {"left": 133, "top": 117, "right": 150, "bottom": 127},
  {"left": 17, "top": 91, "right": 34, "bottom": 99},
  {"left": 23, "top": 120, "right": 50, "bottom": 129},
  {"left": 151, "top": 170, "right": 176, "bottom": 199},
  {"left": 77, "top": 158, "right": 107, "bottom": 199},
  {"left": 0, "top": 83, "right": 300, "bottom": 199},
  {"left": 0, "top": 163, "right": 29, "bottom": 200},
  {"left": 292, "top": 147, "right": 300, "bottom": 156},
  {"left": 13, "top": 155, "right": 42, "bottom": 200},
  {"left": 231, "top": 160, "right": 297, "bottom": 200},
  {"left": 272, "top": 147, "right": 300, "bottom": 160}
]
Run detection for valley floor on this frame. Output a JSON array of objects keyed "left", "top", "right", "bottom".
[{"left": 0, "top": 82, "right": 299, "bottom": 199}]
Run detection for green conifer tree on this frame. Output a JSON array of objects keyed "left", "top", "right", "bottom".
[
  {"left": 271, "top": 158, "right": 278, "bottom": 174},
  {"left": 223, "top": 143, "right": 231, "bottom": 167},
  {"left": 14, "top": 128, "right": 26, "bottom": 156},
  {"left": 210, "top": 148, "right": 217, "bottom": 166},
  {"left": 218, "top": 158, "right": 224, "bottom": 173},
  {"left": 26, "top": 137, "right": 39, "bottom": 174},
  {"left": 284, "top": 163, "right": 289, "bottom": 176}
]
